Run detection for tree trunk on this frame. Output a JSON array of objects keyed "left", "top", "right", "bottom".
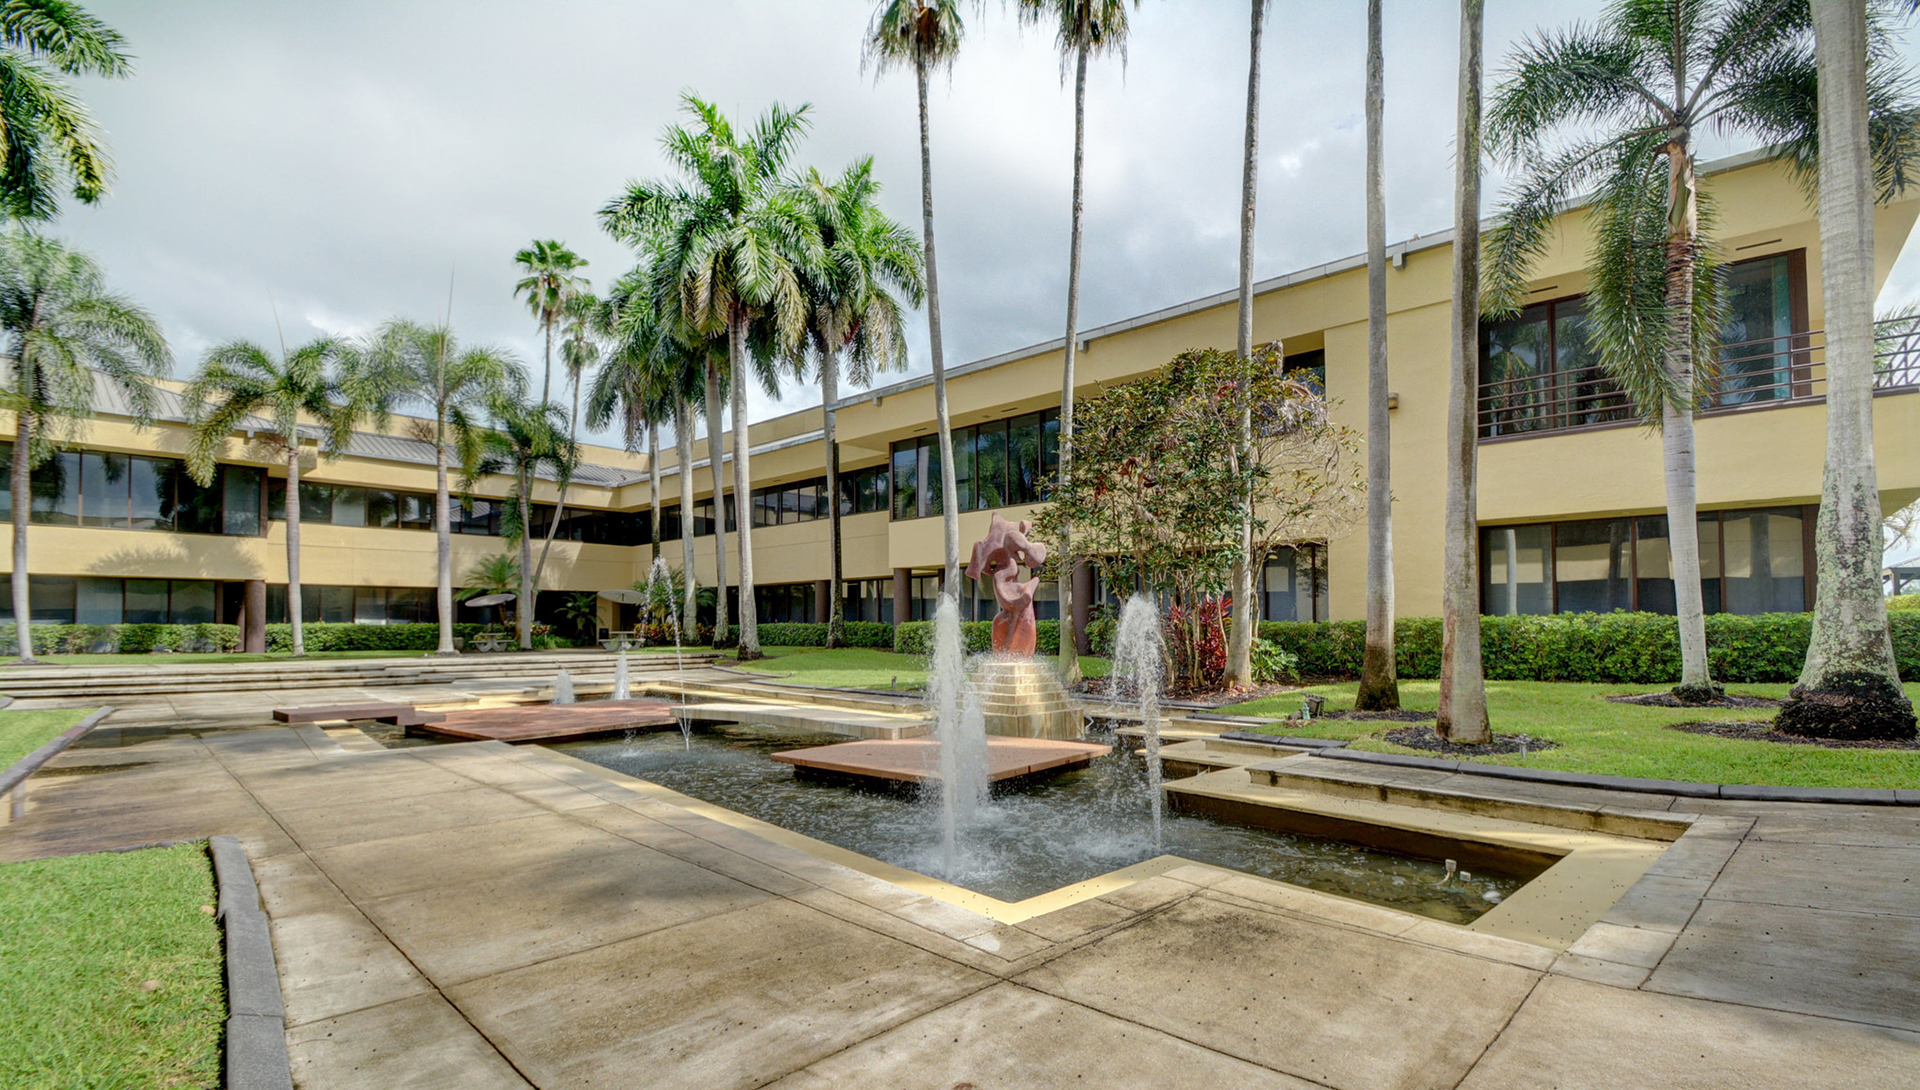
[
  {"left": 1356, "top": 0, "right": 1400, "bottom": 711},
  {"left": 434, "top": 438, "right": 456, "bottom": 655},
  {"left": 518, "top": 472, "right": 534, "bottom": 651},
  {"left": 916, "top": 55, "right": 962, "bottom": 600},
  {"left": 1056, "top": 39, "right": 1092, "bottom": 688},
  {"left": 1781, "top": 0, "right": 1915, "bottom": 740},
  {"left": 1225, "top": 0, "right": 1266, "bottom": 690},
  {"left": 647, "top": 420, "right": 661, "bottom": 564},
  {"left": 730, "top": 314, "right": 761, "bottom": 660},
  {"left": 1662, "top": 134, "right": 1717, "bottom": 702},
  {"left": 704, "top": 356, "right": 729, "bottom": 647},
  {"left": 541, "top": 319, "right": 553, "bottom": 405},
  {"left": 823, "top": 351, "right": 845, "bottom": 649},
  {"left": 675, "top": 397, "right": 699, "bottom": 643},
  {"left": 11, "top": 409, "right": 32, "bottom": 663},
  {"left": 1437, "top": 0, "right": 1488, "bottom": 743},
  {"left": 286, "top": 447, "right": 306, "bottom": 658}
]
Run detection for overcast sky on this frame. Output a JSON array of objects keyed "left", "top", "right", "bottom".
[{"left": 56, "top": 1, "right": 1920, "bottom": 448}]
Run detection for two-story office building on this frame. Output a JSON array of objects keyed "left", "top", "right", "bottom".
[{"left": 4, "top": 148, "right": 1918, "bottom": 647}]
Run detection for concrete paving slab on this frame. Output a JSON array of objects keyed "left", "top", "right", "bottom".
[
  {"left": 1015, "top": 896, "right": 1138, "bottom": 943},
  {"left": 285, "top": 992, "right": 533, "bottom": 1090},
  {"left": 1548, "top": 950, "right": 1651, "bottom": 989},
  {"left": 1709, "top": 840, "right": 1920, "bottom": 917},
  {"left": 1563, "top": 920, "right": 1677, "bottom": 969},
  {"left": 310, "top": 812, "right": 640, "bottom": 902},
  {"left": 1642, "top": 831, "right": 1744, "bottom": 881},
  {"left": 1015, "top": 894, "right": 1539, "bottom": 1090},
  {"left": 269, "top": 890, "right": 434, "bottom": 1028},
  {"left": 1458, "top": 974, "right": 1920, "bottom": 1090},
  {"left": 1598, "top": 872, "right": 1712, "bottom": 933},
  {"left": 1747, "top": 808, "right": 1920, "bottom": 847},
  {"left": 763, "top": 982, "right": 1321, "bottom": 1090},
  {"left": 358, "top": 843, "right": 769, "bottom": 984},
  {"left": 1648, "top": 899, "right": 1920, "bottom": 1031},
  {"left": 568, "top": 803, "right": 820, "bottom": 898},
  {"left": 962, "top": 923, "right": 1058, "bottom": 962},
  {"left": 270, "top": 785, "right": 551, "bottom": 852},
  {"left": 447, "top": 898, "right": 992, "bottom": 1090}
]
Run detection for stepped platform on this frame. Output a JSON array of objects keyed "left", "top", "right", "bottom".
[
  {"left": 771, "top": 736, "right": 1109, "bottom": 788},
  {"left": 272, "top": 702, "right": 444, "bottom": 728},
  {"left": 673, "top": 701, "right": 929, "bottom": 741},
  {"left": 973, "top": 657, "right": 1083, "bottom": 739},
  {"left": 413, "top": 698, "right": 679, "bottom": 743}
]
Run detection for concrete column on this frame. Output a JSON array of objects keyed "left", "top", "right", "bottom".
[
  {"left": 243, "top": 579, "right": 267, "bottom": 654},
  {"left": 1071, "top": 561, "right": 1094, "bottom": 656},
  {"left": 813, "top": 579, "right": 831, "bottom": 624},
  {"left": 892, "top": 567, "right": 912, "bottom": 624}
]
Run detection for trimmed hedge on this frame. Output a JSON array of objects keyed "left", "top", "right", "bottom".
[
  {"left": 893, "top": 619, "right": 1061, "bottom": 656},
  {"left": 1258, "top": 611, "right": 1920, "bottom": 685},
  {"left": 266, "top": 622, "right": 561, "bottom": 652},
  {"left": 0, "top": 623, "right": 241, "bottom": 655},
  {"left": 1890, "top": 594, "right": 1920, "bottom": 611}
]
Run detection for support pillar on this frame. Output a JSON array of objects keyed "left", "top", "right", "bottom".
[
  {"left": 243, "top": 579, "right": 267, "bottom": 654},
  {"left": 892, "top": 567, "right": 912, "bottom": 625},
  {"left": 813, "top": 579, "right": 831, "bottom": 625},
  {"left": 1071, "top": 561, "right": 1094, "bottom": 656}
]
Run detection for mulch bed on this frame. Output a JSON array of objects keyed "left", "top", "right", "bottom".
[
  {"left": 1316, "top": 709, "right": 1434, "bottom": 723},
  {"left": 1609, "top": 692, "right": 1782, "bottom": 709},
  {"left": 1079, "top": 680, "right": 1298, "bottom": 707},
  {"left": 1666, "top": 720, "right": 1920, "bottom": 750},
  {"left": 1383, "top": 727, "right": 1563, "bottom": 757}
]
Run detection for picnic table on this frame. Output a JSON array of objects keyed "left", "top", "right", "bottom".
[
  {"left": 599, "top": 630, "right": 642, "bottom": 651},
  {"left": 469, "top": 633, "right": 513, "bottom": 652}
]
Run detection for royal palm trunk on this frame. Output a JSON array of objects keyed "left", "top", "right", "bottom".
[
  {"left": 1056, "top": 37, "right": 1091, "bottom": 687},
  {"left": 822, "top": 351, "right": 844, "bottom": 648},
  {"left": 1662, "top": 133, "right": 1716, "bottom": 701},
  {"left": 1225, "top": 0, "right": 1266, "bottom": 690},
  {"left": 286, "top": 447, "right": 307, "bottom": 658},
  {"left": 434, "top": 437, "right": 456, "bottom": 655},
  {"left": 703, "top": 358, "right": 729, "bottom": 647},
  {"left": 675, "top": 399, "right": 699, "bottom": 643},
  {"left": 10, "top": 409, "right": 33, "bottom": 663},
  {"left": 730, "top": 315, "right": 761, "bottom": 660},
  {"left": 1356, "top": 0, "right": 1400, "bottom": 710},
  {"left": 915, "top": 53, "right": 962, "bottom": 606}
]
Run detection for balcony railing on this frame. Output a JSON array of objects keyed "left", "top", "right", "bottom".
[{"left": 1477, "top": 316, "right": 1920, "bottom": 440}]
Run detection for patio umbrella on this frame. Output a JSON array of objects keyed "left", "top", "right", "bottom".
[
  {"left": 598, "top": 589, "right": 648, "bottom": 605},
  {"left": 464, "top": 592, "right": 516, "bottom": 608}
]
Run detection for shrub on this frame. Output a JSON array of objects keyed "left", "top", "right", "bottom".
[
  {"left": 1257, "top": 611, "right": 1920, "bottom": 684},
  {"left": 265, "top": 622, "right": 498, "bottom": 653},
  {"left": 1250, "top": 637, "right": 1299, "bottom": 683},
  {"left": 0, "top": 623, "right": 240, "bottom": 656},
  {"left": 1888, "top": 594, "right": 1920, "bottom": 611},
  {"left": 894, "top": 619, "right": 1061, "bottom": 656}
]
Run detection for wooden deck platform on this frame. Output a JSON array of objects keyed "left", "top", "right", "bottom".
[
  {"left": 770, "top": 736, "right": 1109, "bottom": 786},
  {"left": 415, "top": 699, "right": 679, "bottom": 743},
  {"left": 273, "top": 702, "right": 444, "bottom": 728}
]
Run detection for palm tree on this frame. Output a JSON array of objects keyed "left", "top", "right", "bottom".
[
  {"left": 0, "top": 232, "right": 167, "bottom": 663},
  {"left": 1781, "top": 0, "right": 1918, "bottom": 740},
  {"left": 1015, "top": 0, "right": 1137, "bottom": 685},
  {"left": 1439, "top": 0, "right": 1488, "bottom": 743},
  {"left": 0, "top": 1, "right": 130, "bottom": 221},
  {"left": 458, "top": 552, "right": 521, "bottom": 633},
  {"left": 600, "top": 94, "right": 821, "bottom": 661},
  {"left": 1224, "top": 0, "right": 1267, "bottom": 690},
  {"left": 791, "top": 158, "right": 924, "bottom": 648},
  {"left": 1482, "top": 0, "right": 1918, "bottom": 702},
  {"left": 865, "top": 0, "right": 967, "bottom": 597},
  {"left": 185, "top": 337, "right": 355, "bottom": 660},
  {"left": 1355, "top": 0, "right": 1400, "bottom": 711},
  {"left": 467, "top": 397, "right": 576, "bottom": 650},
  {"left": 513, "top": 240, "right": 589, "bottom": 404},
  {"left": 530, "top": 290, "right": 601, "bottom": 592},
  {"left": 355, "top": 319, "right": 519, "bottom": 655}
]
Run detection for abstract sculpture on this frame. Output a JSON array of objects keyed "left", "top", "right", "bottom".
[{"left": 965, "top": 513, "right": 1050, "bottom": 656}]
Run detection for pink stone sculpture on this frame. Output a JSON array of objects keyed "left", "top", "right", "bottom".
[{"left": 965, "top": 512, "right": 1050, "bottom": 656}]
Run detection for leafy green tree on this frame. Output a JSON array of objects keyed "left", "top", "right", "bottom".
[
  {"left": 864, "top": 0, "right": 968, "bottom": 594},
  {"left": 466, "top": 396, "right": 576, "bottom": 650},
  {"left": 459, "top": 552, "right": 522, "bottom": 632},
  {"left": 1015, "top": 0, "right": 1138, "bottom": 686},
  {"left": 600, "top": 93, "right": 821, "bottom": 661},
  {"left": 0, "top": 0, "right": 131, "bottom": 221},
  {"left": 355, "top": 319, "right": 520, "bottom": 655},
  {"left": 513, "top": 239, "right": 589, "bottom": 403},
  {"left": 0, "top": 232, "right": 166, "bottom": 662},
  {"left": 185, "top": 337, "right": 355, "bottom": 659},
  {"left": 1482, "top": 0, "right": 1919, "bottom": 703},
  {"left": 791, "top": 157, "right": 923, "bottom": 647}
]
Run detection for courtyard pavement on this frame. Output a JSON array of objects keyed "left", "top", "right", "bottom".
[{"left": 3, "top": 692, "right": 1917, "bottom": 1089}]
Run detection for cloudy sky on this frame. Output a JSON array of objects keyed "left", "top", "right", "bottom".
[{"left": 56, "top": 1, "right": 1920, "bottom": 447}]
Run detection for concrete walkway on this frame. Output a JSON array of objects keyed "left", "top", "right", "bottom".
[{"left": 4, "top": 716, "right": 1917, "bottom": 1088}]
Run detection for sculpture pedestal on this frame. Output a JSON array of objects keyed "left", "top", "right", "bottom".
[{"left": 972, "top": 656, "right": 1083, "bottom": 740}]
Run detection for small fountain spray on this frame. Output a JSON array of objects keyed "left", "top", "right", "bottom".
[
  {"left": 612, "top": 650, "right": 630, "bottom": 701},
  {"left": 1112, "top": 596, "right": 1167, "bottom": 852},
  {"left": 552, "top": 668, "right": 575, "bottom": 705},
  {"left": 928, "top": 594, "right": 990, "bottom": 878}
]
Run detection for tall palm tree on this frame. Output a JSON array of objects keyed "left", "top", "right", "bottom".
[
  {"left": 1781, "top": 0, "right": 1918, "bottom": 740},
  {"left": 530, "top": 290, "right": 601, "bottom": 592},
  {"left": 791, "top": 158, "right": 924, "bottom": 648},
  {"left": 1355, "top": 0, "right": 1400, "bottom": 711},
  {"left": 865, "top": 0, "right": 967, "bottom": 597},
  {"left": 1482, "top": 0, "right": 1918, "bottom": 702},
  {"left": 0, "top": 232, "right": 167, "bottom": 663},
  {"left": 468, "top": 397, "right": 576, "bottom": 650},
  {"left": 1224, "top": 0, "right": 1267, "bottom": 690},
  {"left": 1439, "top": 0, "right": 1488, "bottom": 743},
  {"left": 600, "top": 94, "right": 821, "bottom": 661},
  {"left": 513, "top": 240, "right": 589, "bottom": 404},
  {"left": 355, "top": 319, "right": 519, "bottom": 655},
  {"left": 1016, "top": 0, "right": 1137, "bottom": 685},
  {"left": 0, "top": 0, "right": 130, "bottom": 221},
  {"left": 185, "top": 337, "right": 355, "bottom": 660}
]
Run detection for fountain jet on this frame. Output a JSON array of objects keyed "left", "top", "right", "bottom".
[{"left": 1112, "top": 596, "right": 1166, "bottom": 851}]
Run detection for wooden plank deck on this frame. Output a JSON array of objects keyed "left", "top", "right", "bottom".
[
  {"left": 771, "top": 736, "right": 1109, "bottom": 786},
  {"left": 273, "top": 702, "right": 445, "bottom": 727},
  {"left": 416, "top": 699, "right": 680, "bottom": 743}
]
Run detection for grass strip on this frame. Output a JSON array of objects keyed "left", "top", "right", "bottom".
[{"left": 0, "top": 708, "right": 93, "bottom": 770}]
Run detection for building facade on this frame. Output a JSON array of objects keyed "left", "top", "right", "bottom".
[{"left": 4, "top": 150, "right": 1919, "bottom": 644}]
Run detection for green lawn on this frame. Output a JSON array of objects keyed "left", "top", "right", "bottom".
[
  {"left": 1233, "top": 679, "right": 1920, "bottom": 790},
  {"left": 0, "top": 842, "right": 224, "bottom": 1089},
  {"left": 0, "top": 708, "right": 93, "bottom": 769},
  {"left": 730, "top": 646, "right": 1111, "bottom": 689}
]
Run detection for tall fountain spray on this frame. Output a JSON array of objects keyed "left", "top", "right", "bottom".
[
  {"left": 645, "top": 556, "right": 686, "bottom": 681},
  {"left": 552, "top": 668, "right": 575, "bottom": 705},
  {"left": 612, "top": 651, "right": 630, "bottom": 701},
  {"left": 927, "top": 594, "right": 990, "bottom": 877},
  {"left": 1111, "top": 596, "right": 1166, "bottom": 851}
]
